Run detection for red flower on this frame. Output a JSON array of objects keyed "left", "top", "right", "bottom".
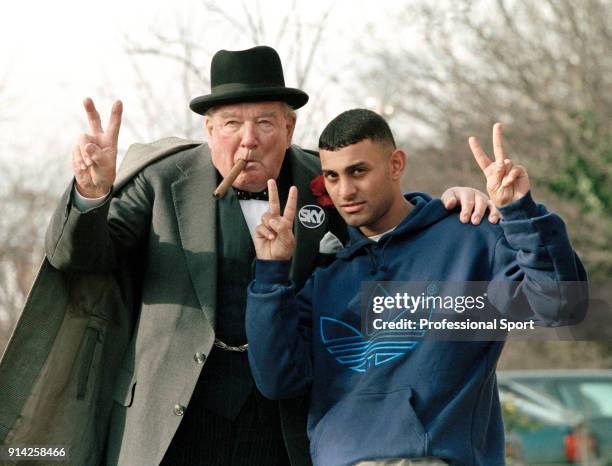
[{"left": 310, "top": 175, "right": 335, "bottom": 208}]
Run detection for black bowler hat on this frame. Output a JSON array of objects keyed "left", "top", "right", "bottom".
[{"left": 189, "top": 46, "right": 309, "bottom": 115}]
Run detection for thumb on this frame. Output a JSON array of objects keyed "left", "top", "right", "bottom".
[{"left": 84, "top": 143, "right": 103, "bottom": 165}]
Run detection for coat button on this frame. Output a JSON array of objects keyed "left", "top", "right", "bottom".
[
  {"left": 174, "top": 404, "right": 186, "bottom": 416},
  {"left": 194, "top": 352, "right": 206, "bottom": 364}
]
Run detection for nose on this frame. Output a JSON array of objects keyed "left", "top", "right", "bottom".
[
  {"left": 338, "top": 177, "right": 357, "bottom": 200},
  {"left": 240, "top": 122, "right": 258, "bottom": 151}
]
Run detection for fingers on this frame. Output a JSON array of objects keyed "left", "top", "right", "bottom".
[
  {"left": 267, "top": 179, "right": 280, "bottom": 215},
  {"left": 261, "top": 211, "right": 292, "bottom": 232},
  {"left": 106, "top": 100, "right": 123, "bottom": 144},
  {"left": 259, "top": 185, "right": 297, "bottom": 260},
  {"left": 86, "top": 143, "right": 110, "bottom": 166},
  {"left": 255, "top": 224, "right": 275, "bottom": 241},
  {"left": 263, "top": 183, "right": 297, "bottom": 241},
  {"left": 83, "top": 97, "right": 104, "bottom": 134},
  {"left": 470, "top": 190, "right": 488, "bottom": 225},
  {"left": 441, "top": 188, "right": 458, "bottom": 210},
  {"left": 282, "top": 186, "right": 298, "bottom": 223},
  {"left": 487, "top": 200, "right": 501, "bottom": 223},
  {"left": 457, "top": 189, "right": 475, "bottom": 224},
  {"left": 83, "top": 97, "right": 122, "bottom": 146},
  {"left": 76, "top": 131, "right": 115, "bottom": 172},
  {"left": 260, "top": 211, "right": 294, "bottom": 253},
  {"left": 72, "top": 144, "right": 88, "bottom": 174},
  {"left": 492, "top": 122, "right": 506, "bottom": 162},
  {"left": 502, "top": 164, "right": 524, "bottom": 188},
  {"left": 468, "top": 136, "right": 492, "bottom": 173},
  {"left": 446, "top": 187, "right": 499, "bottom": 225},
  {"left": 77, "top": 133, "right": 97, "bottom": 166},
  {"left": 268, "top": 217, "right": 293, "bottom": 237}
]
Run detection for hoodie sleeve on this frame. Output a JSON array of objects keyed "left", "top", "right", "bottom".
[
  {"left": 487, "top": 191, "right": 588, "bottom": 326},
  {"left": 246, "top": 259, "right": 315, "bottom": 400}
]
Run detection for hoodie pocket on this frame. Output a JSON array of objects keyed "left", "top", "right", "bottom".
[{"left": 310, "top": 386, "right": 427, "bottom": 464}]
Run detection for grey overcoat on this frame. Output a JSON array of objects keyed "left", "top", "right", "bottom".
[{"left": 0, "top": 138, "right": 346, "bottom": 466}]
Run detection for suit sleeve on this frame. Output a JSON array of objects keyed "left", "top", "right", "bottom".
[
  {"left": 45, "top": 173, "right": 152, "bottom": 272},
  {"left": 246, "top": 260, "right": 314, "bottom": 400},
  {"left": 487, "top": 191, "right": 588, "bottom": 326}
]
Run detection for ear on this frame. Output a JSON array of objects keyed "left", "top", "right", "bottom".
[
  {"left": 204, "top": 116, "right": 214, "bottom": 140},
  {"left": 389, "top": 149, "right": 406, "bottom": 181},
  {"left": 285, "top": 113, "right": 297, "bottom": 148}
]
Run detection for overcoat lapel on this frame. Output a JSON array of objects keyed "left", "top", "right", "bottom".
[
  {"left": 171, "top": 146, "right": 218, "bottom": 329},
  {"left": 288, "top": 146, "right": 330, "bottom": 287}
]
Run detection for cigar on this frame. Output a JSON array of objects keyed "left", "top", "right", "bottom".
[{"left": 213, "top": 158, "right": 248, "bottom": 199}]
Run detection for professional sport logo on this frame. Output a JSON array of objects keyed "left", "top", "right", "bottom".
[{"left": 298, "top": 204, "right": 325, "bottom": 229}]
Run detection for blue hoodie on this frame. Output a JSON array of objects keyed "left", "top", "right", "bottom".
[{"left": 246, "top": 192, "right": 587, "bottom": 466}]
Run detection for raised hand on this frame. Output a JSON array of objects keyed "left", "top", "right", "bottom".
[
  {"left": 72, "top": 98, "right": 123, "bottom": 198},
  {"left": 254, "top": 179, "right": 298, "bottom": 261},
  {"left": 469, "top": 123, "right": 530, "bottom": 207}
]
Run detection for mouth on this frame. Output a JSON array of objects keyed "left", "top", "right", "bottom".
[
  {"left": 239, "top": 159, "right": 260, "bottom": 171},
  {"left": 341, "top": 201, "right": 366, "bottom": 214}
]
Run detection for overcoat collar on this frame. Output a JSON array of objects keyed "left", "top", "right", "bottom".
[{"left": 171, "top": 145, "right": 218, "bottom": 328}]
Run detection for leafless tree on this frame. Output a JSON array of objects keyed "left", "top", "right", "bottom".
[
  {"left": 0, "top": 155, "right": 65, "bottom": 351},
  {"left": 120, "top": 0, "right": 336, "bottom": 147},
  {"left": 358, "top": 0, "right": 612, "bottom": 279},
  {"left": 355, "top": 0, "right": 612, "bottom": 368},
  {"left": 0, "top": 74, "right": 68, "bottom": 351}
]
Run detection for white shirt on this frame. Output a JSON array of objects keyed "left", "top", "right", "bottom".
[{"left": 367, "top": 226, "right": 397, "bottom": 242}]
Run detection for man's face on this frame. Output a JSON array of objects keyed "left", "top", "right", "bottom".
[
  {"left": 321, "top": 139, "right": 401, "bottom": 235},
  {"left": 205, "top": 101, "right": 296, "bottom": 192}
]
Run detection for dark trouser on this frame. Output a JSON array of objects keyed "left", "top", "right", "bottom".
[{"left": 161, "top": 389, "right": 290, "bottom": 466}]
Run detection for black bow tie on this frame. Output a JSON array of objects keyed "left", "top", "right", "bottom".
[{"left": 233, "top": 188, "right": 269, "bottom": 201}]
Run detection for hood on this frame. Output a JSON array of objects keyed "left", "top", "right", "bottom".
[{"left": 336, "top": 192, "right": 452, "bottom": 260}]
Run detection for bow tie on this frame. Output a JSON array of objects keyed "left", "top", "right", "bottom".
[{"left": 233, "top": 188, "right": 269, "bottom": 201}]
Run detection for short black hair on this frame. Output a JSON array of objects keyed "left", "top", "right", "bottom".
[{"left": 318, "top": 108, "right": 396, "bottom": 151}]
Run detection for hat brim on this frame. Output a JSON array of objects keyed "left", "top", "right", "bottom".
[{"left": 189, "top": 87, "right": 309, "bottom": 115}]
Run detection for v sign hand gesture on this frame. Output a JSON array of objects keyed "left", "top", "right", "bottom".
[
  {"left": 254, "top": 180, "right": 298, "bottom": 261},
  {"left": 469, "top": 123, "right": 530, "bottom": 208},
  {"left": 73, "top": 98, "right": 123, "bottom": 198}
]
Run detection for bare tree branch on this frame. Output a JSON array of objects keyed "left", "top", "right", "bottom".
[{"left": 357, "top": 0, "right": 612, "bottom": 279}]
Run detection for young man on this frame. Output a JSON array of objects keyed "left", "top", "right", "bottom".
[{"left": 246, "top": 109, "right": 587, "bottom": 466}]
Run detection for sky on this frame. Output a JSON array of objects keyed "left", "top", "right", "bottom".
[
  {"left": 0, "top": 0, "right": 163, "bottom": 160},
  {"left": 0, "top": 0, "right": 403, "bottom": 166}
]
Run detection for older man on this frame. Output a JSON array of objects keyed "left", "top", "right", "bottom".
[{"left": 0, "top": 47, "right": 494, "bottom": 466}]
